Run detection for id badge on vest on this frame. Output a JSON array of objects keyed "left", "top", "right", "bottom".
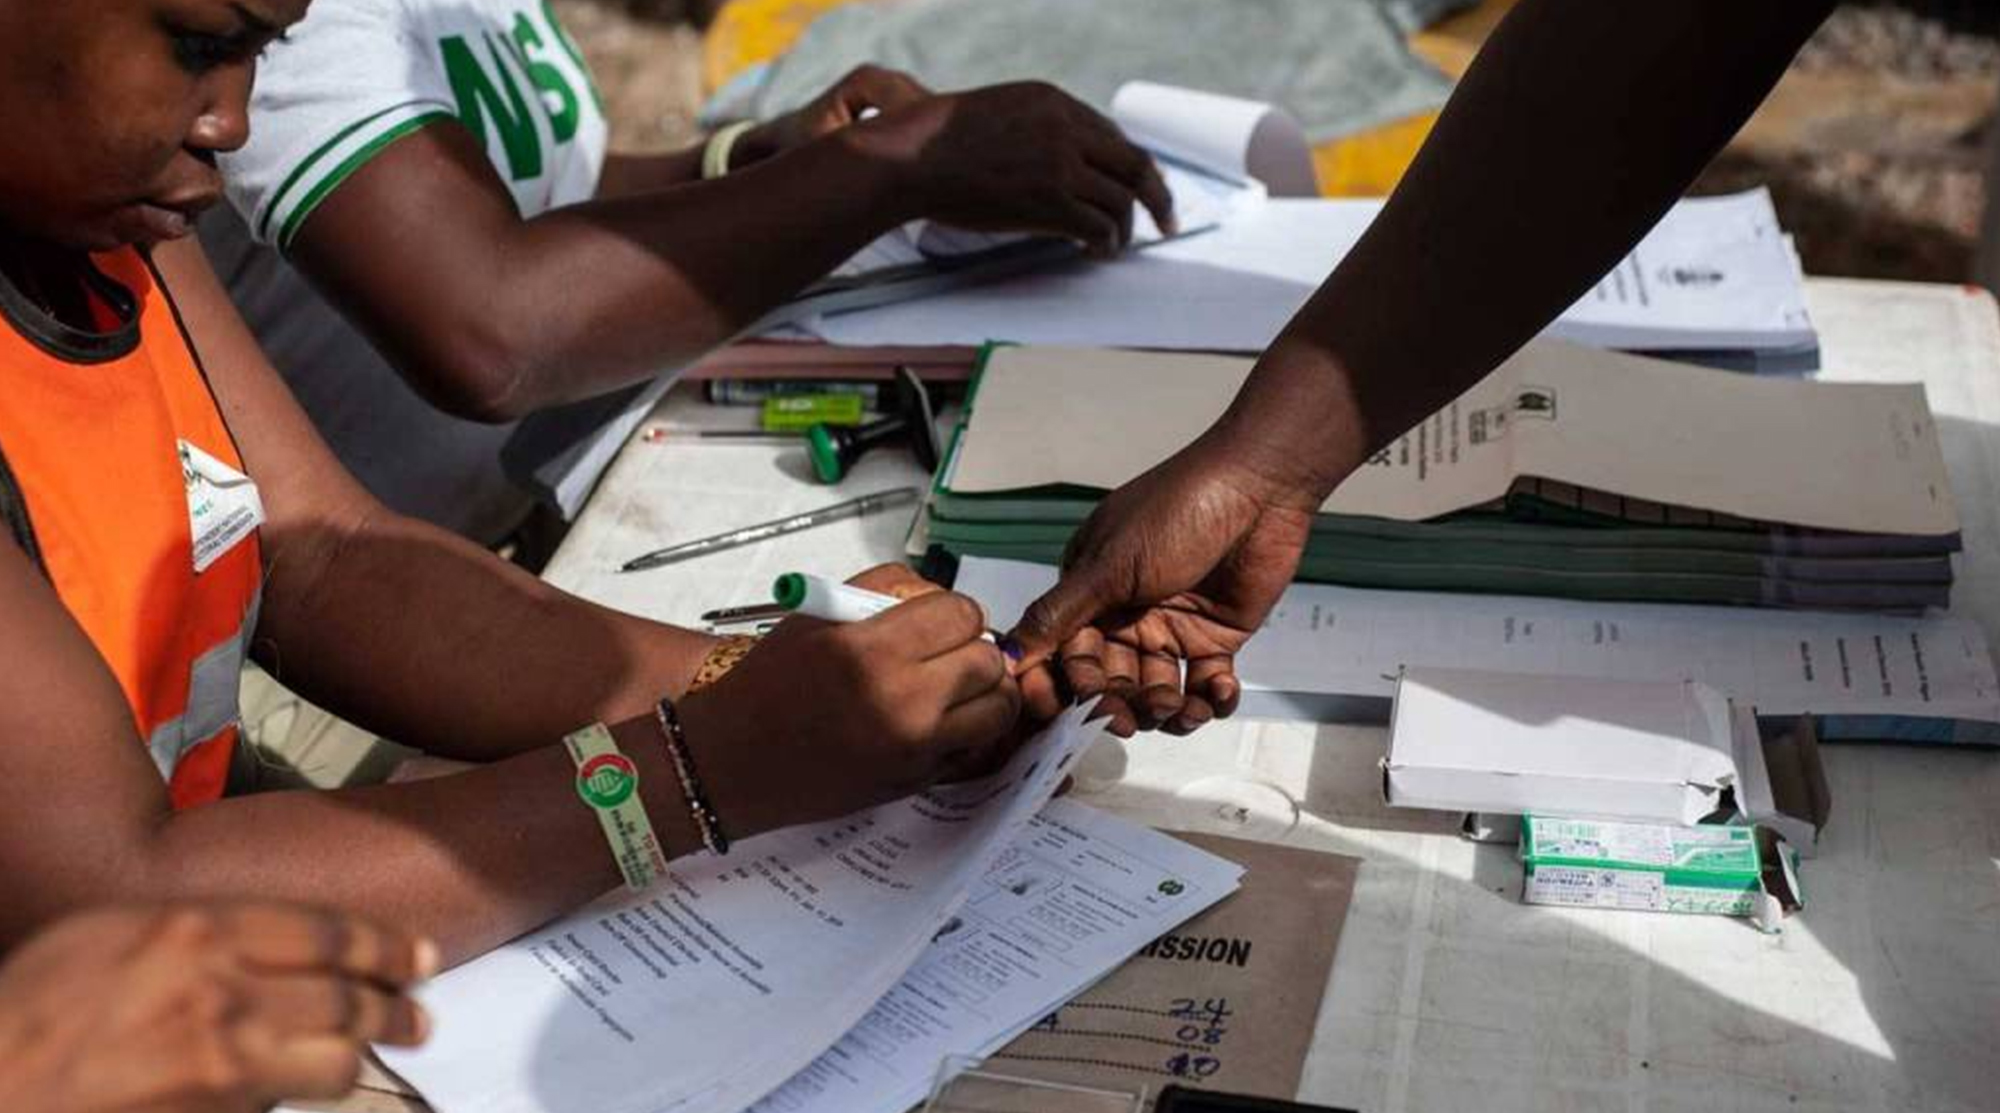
[{"left": 179, "top": 440, "right": 264, "bottom": 573}]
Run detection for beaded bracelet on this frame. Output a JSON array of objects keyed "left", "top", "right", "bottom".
[{"left": 654, "top": 696, "right": 731, "bottom": 856}]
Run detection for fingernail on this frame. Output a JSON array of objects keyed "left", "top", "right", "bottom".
[
  {"left": 998, "top": 637, "right": 1025, "bottom": 664},
  {"left": 414, "top": 937, "right": 441, "bottom": 980}
]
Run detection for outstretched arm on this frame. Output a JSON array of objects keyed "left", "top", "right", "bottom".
[
  {"left": 1009, "top": 0, "right": 1835, "bottom": 729},
  {"left": 290, "top": 72, "right": 1169, "bottom": 422}
]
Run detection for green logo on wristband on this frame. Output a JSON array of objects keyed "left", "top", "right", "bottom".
[{"left": 577, "top": 753, "right": 639, "bottom": 809}]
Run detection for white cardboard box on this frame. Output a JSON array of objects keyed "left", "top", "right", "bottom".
[{"left": 1384, "top": 668, "right": 1829, "bottom": 852}]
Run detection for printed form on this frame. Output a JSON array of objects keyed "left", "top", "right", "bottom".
[
  {"left": 957, "top": 557, "right": 2000, "bottom": 736},
  {"left": 754, "top": 799, "right": 1243, "bottom": 1113},
  {"left": 382, "top": 705, "right": 1103, "bottom": 1113}
]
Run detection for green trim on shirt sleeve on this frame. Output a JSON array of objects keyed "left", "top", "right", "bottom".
[
  {"left": 255, "top": 99, "right": 445, "bottom": 243},
  {"left": 276, "top": 111, "right": 457, "bottom": 252}
]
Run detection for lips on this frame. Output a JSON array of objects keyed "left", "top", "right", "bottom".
[{"left": 126, "top": 188, "right": 219, "bottom": 242}]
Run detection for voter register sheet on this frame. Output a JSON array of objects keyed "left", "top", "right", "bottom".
[{"left": 379, "top": 705, "right": 1244, "bottom": 1113}]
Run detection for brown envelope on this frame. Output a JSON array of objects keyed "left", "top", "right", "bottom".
[{"left": 981, "top": 832, "right": 1360, "bottom": 1105}]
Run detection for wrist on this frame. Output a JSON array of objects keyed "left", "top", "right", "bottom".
[
  {"left": 665, "top": 687, "right": 783, "bottom": 841},
  {"left": 1211, "top": 337, "right": 1371, "bottom": 509},
  {"left": 608, "top": 714, "right": 707, "bottom": 861},
  {"left": 829, "top": 121, "right": 931, "bottom": 227},
  {"left": 727, "top": 120, "right": 784, "bottom": 171}
]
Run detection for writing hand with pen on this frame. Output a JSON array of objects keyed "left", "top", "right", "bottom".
[{"left": 675, "top": 565, "right": 1065, "bottom": 836}]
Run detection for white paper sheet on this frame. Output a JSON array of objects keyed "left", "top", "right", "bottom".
[
  {"left": 381, "top": 704, "right": 1103, "bottom": 1113},
  {"left": 1111, "top": 81, "right": 1317, "bottom": 198},
  {"left": 751, "top": 799, "right": 1244, "bottom": 1113},
  {"left": 955, "top": 557, "right": 2000, "bottom": 739},
  {"left": 823, "top": 81, "right": 1304, "bottom": 283},
  {"left": 802, "top": 190, "right": 1814, "bottom": 355}
]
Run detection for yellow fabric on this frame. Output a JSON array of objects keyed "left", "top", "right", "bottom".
[{"left": 703, "top": 0, "right": 1518, "bottom": 197}]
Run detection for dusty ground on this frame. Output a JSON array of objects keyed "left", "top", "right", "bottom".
[{"left": 552, "top": 0, "right": 1998, "bottom": 282}]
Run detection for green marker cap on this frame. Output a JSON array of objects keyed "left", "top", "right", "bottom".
[
  {"left": 772, "top": 572, "right": 808, "bottom": 609},
  {"left": 806, "top": 425, "right": 844, "bottom": 484}
]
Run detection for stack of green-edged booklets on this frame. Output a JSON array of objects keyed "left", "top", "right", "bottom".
[{"left": 919, "top": 342, "right": 1962, "bottom": 610}]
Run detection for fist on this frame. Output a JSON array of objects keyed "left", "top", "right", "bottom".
[
  {"left": 679, "top": 564, "right": 1028, "bottom": 835},
  {"left": 0, "top": 903, "right": 434, "bottom": 1113},
  {"left": 732, "top": 65, "right": 933, "bottom": 167}
]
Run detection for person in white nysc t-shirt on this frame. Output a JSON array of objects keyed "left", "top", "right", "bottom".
[{"left": 202, "top": 0, "right": 1174, "bottom": 546}]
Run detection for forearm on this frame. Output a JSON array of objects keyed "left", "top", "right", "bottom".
[
  {"left": 499, "top": 135, "right": 914, "bottom": 407},
  {"left": 256, "top": 500, "right": 714, "bottom": 760},
  {"left": 594, "top": 122, "right": 784, "bottom": 199},
  {"left": 595, "top": 149, "right": 707, "bottom": 198},
  {"left": 313, "top": 130, "right": 917, "bottom": 422},
  {"left": 1229, "top": 0, "right": 1832, "bottom": 495},
  {"left": 94, "top": 717, "right": 697, "bottom": 965}
]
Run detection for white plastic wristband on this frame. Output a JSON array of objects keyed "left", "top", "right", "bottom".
[{"left": 701, "top": 120, "right": 759, "bottom": 180}]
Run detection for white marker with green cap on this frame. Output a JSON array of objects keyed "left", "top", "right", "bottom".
[
  {"left": 772, "top": 572, "right": 1007, "bottom": 648},
  {"left": 772, "top": 572, "right": 900, "bottom": 624}
]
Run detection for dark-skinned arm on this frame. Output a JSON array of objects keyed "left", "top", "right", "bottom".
[
  {"left": 289, "top": 76, "right": 1169, "bottom": 422},
  {"left": 1009, "top": 0, "right": 1836, "bottom": 729},
  {"left": 592, "top": 66, "right": 929, "bottom": 199},
  {"left": 155, "top": 239, "right": 717, "bottom": 755},
  {"left": 0, "top": 239, "right": 1023, "bottom": 964}
]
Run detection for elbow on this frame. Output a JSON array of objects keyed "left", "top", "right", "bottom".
[{"left": 400, "top": 315, "right": 545, "bottom": 425}]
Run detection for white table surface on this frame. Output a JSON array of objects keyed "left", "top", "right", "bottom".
[{"left": 544, "top": 279, "right": 2000, "bottom": 1113}]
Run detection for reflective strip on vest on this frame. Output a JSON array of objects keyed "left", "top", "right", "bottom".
[{"left": 145, "top": 593, "right": 260, "bottom": 785}]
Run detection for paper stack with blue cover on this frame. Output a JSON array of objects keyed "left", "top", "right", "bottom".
[{"left": 923, "top": 340, "right": 1961, "bottom": 611}]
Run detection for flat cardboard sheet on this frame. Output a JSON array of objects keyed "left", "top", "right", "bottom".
[
  {"left": 983, "top": 833, "right": 1359, "bottom": 1104},
  {"left": 952, "top": 341, "right": 1958, "bottom": 536}
]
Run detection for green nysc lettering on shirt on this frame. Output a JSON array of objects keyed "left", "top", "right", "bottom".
[{"left": 438, "top": 1, "right": 599, "bottom": 182}]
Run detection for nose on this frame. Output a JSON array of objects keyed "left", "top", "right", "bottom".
[{"left": 186, "top": 65, "right": 255, "bottom": 155}]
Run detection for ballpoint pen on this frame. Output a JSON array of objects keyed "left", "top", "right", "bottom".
[{"left": 618, "top": 486, "right": 921, "bottom": 572}]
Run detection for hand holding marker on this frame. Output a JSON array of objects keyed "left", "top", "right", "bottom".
[{"left": 774, "top": 572, "right": 1009, "bottom": 649}]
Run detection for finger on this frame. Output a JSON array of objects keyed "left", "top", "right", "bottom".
[
  {"left": 1007, "top": 561, "right": 1122, "bottom": 669},
  {"left": 1084, "top": 139, "right": 1175, "bottom": 238},
  {"left": 841, "top": 64, "right": 932, "bottom": 113},
  {"left": 220, "top": 905, "right": 435, "bottom": 988},
  {"left": 1057, "top": 627, "right": 1111, "bottom": 699},
  {"left": 1186, "top": 655, "right": 1241, "bottom": 719},
  {"left": 1101, "top": 639, "right": 1142, "bottom": 704},
  {"left": 238, "top": 973, "right": 427, "bottom": 1045},
  {"left": 855, "top": 590, "right": 988, "bottom": 661},
  {"left": 1067, "top": 165, "right": 1137, "bottom": 253},
  {"left": 846, "top": 562, "right": 942, "bottom": 600},
  {"left": 1016, "top": 660, "right": 1066, "bottom": 722},
  {"left": 227, "top": 1029, "right": 368, "bottom": 1102},
  {"left": 1057, "top": 197, "right": 1124, "bottom": 258},
  {"left": 1083, "top": 691, "right": 1140, "bottom": 737},
  {"left": 1136, "top": 651, "right": 1187, "bottom": 729},
  {"left": 923, "top": 638, "right": 1010, "bottom": 708},
  {"left": 935, "top": 684, "right": 1025, "bottom": 764},
  {"left": 1164, "top": 692, "right": 1216, "bottom": 736}
]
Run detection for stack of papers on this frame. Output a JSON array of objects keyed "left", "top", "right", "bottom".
[
  {"left": 923, "top": 343, "right": 1961, "bottom": 611},
  {"left": 780, "top": 189, "right": 1817, "bottom": 369},
  {"left": 379, "top": 705, "right": 1245, "bottom": 1113}
]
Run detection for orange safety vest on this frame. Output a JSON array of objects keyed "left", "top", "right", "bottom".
[{"left": 0, "top": 247, "right": 263, "bottom": 809}]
